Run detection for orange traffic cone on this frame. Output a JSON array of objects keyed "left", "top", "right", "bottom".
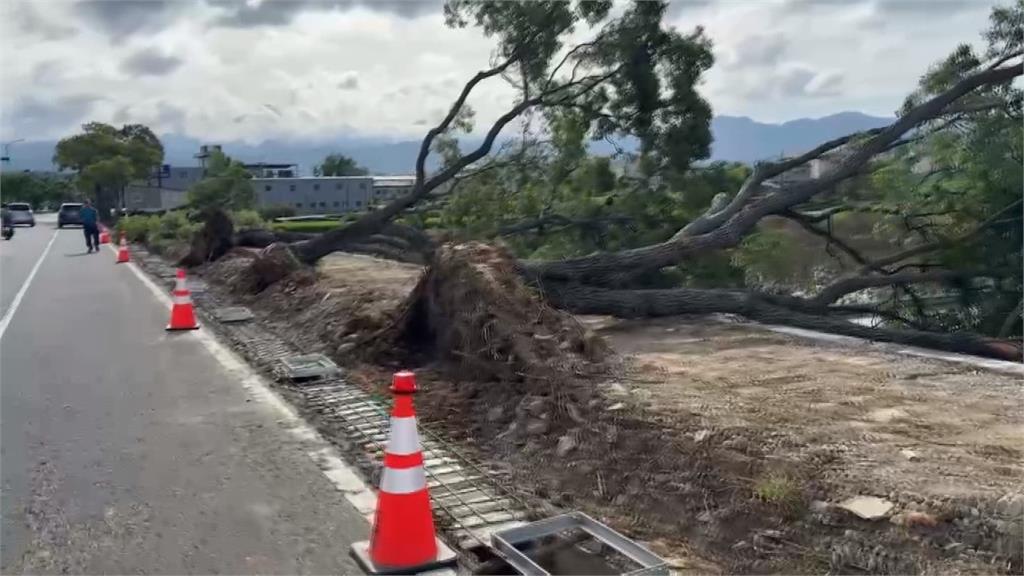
[
  {"left": 350, "top": 371, "right": 456, "bottom": 574},
  {"left": 166, "top": 269, "right": 199, "bottom": 331},
  {"left": 115, "top": 233, "right": 130, "bottom": 263},
  {"left": 99, "top": 226, "right": 110, "bottom": 245}
]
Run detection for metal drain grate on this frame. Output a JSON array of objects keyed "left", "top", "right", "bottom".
[
  {"left": 211, "top": 306, "right": 254, "bottom": 323},
  {"left": 280, "top": 354, "right": 341, "bottom": 382},
  {"left": 302, "top": 382, "right": 529, "bottom": 550}
]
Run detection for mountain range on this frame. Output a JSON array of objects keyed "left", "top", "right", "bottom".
[{"left": 4, "top": 112, "right": 892, "bottom": 176}]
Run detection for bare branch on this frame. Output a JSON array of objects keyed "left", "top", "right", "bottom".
[
  {"left": 780, "top": 209, "right": 872, "bottom": 268},
  {"left": 415, "top": 54, "right": 521, "bottom": 186},
  {"left": 862, "top": 197, "right": 1023, "bottom": 272},
  {"left": 809, "top": 270, "right": 987, "bottom": 307},
  {"left": 545, "top": 31, "right": 608, "bottom": 88},
  {"left": 498, "top": 214, "right": 634, "bottom": 236}
]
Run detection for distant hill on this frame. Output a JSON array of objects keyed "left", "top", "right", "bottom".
[{"left": 3, "top": 112, "right": 893, "bottom": 175}]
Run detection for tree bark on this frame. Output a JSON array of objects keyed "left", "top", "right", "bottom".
[{"left": 539, "top": 281, "right": 1021, "bottom": 361}]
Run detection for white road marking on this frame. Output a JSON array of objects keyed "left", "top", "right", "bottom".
[
  {"left": 0, "top": 229, "right": 59, "bottom": 340},
  {"left": 111, "top": 244, "right": 379, "bottom": 523}
]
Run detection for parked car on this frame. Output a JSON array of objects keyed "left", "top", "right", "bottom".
[
  {"left": 58, "top": 203, "right": 84, "bottom": 228},
  {"left": 5, "top": 203, "right": 35, "bottom": 227}
]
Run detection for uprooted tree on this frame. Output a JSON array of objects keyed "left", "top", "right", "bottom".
[{"left": 219, "top": 0, "right": 1021, "bottom": 360}]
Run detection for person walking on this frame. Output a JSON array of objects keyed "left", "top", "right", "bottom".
[{"left": 80, "top": 200, "right": 100, "bottom": 253}]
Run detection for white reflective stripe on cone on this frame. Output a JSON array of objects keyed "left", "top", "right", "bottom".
[
  {"left": 175, "top": 279, "right": 186, "bottom": 291},
  {"left": 386, "top": 417, "right": 421, "bottom": 455},
  {"left": 173, "top": 294, "right": 192, "bottom": 305},
  {"left": 380, "top": 465, "right": 427, "bottom": 494}
]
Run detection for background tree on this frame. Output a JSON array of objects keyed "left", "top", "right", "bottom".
[
  {"left": 313, "top": 154, "right": 369, "bottom": 176},
  {"left": 186, "top": 149, "right": 255, "bottom": 212},
  {"left": 0, "top": 172, "right": 75, "bottom": 210},
  {"left": 53, "top": 122, "right": 163, "bottom": 221}
]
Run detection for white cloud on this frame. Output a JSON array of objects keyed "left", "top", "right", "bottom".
[{"left": 0, "top": 0, "right": 1000, "bottom": 144}]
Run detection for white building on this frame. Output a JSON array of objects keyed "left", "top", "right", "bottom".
[
  {"left": 125, "top": 145, "right": 422, "bottom": 215},
  {"left": 254, "top": 176, "right": 375, "bottom": 214}
]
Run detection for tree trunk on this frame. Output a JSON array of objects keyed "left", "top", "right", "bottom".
[
  {"left": 179, "top": 209, "right": 234, "bottom": 267},
  {"left": 538, "top": 281, "right": 1022, "bottom": 361}
]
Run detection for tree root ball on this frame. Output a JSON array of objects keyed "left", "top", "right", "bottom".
[
  {"left": 376, "top": 242, "right": 609, "bottom": 382},
  {"left": 248, "top": 242, "right": 312, "bottom": 292}
]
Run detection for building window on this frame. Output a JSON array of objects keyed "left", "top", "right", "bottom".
[
  {"left": 289, "top": 184, "right": 296, "bottom": 192},
  {"left": 319, "top": 201, "right": 326, "bottom": 208},
  {"left": 179, "top": 171, "right": 187, "bottom": 178},
  {"left": 296, "top": 202, "right": 303, "bottom": 208},
  {"left": 264, "top": 185, "right": 272, "bottom": 192},
  {"left": 336, "top": 182, "right": 342, "bottom": 190},
  {"left": 333, "top": 201, "right": 340, "bottom": 207},
  {"left": 360, "top": 182, "right": 367, "bottom": 190},
  {"left": 313, "top": 183, "right": 320, "bottom": 191},
  {"left": 355, "top": 200, "right": 362, "bottom": 207}
]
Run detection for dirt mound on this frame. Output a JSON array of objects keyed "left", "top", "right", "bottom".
[{"left": 376, "top": 242, "right": 608, "bottom": 382}]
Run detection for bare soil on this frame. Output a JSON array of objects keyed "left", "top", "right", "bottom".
[{"left": 201, "top": 250, "right": 1024, "bottom": 575}]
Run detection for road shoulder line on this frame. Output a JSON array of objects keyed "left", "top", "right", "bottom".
[{"left": 112, "top": 246, "right": 379, "bottom": 524}]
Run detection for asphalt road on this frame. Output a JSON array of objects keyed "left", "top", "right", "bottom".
[{"left": 1, "top": 214, "right": 367, "bottom": 573}]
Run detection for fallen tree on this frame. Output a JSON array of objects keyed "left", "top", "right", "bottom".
[{"left": 193, "top": 1, "right": 1023, "bottom": 361}]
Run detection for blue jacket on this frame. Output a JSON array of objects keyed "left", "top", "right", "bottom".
[{"left": 80, "top": 205, "right": 98, "bottom": 226}]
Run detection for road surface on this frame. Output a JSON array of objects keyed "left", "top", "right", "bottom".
[{"left": 1, "top": 215, "right": 367, "bottom": 573}]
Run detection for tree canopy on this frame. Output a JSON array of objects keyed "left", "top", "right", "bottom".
[
  {"left": 313, "top": 154, "right": 369, "bottom": 177},
  {"left": 53, "top": 122, "right": 164, "bottom": 218},
  {"left": 0, "top": 173, "right": 75, "bottom": 210},
  {"left": 186, "top": 150, "right": 255, "bottom": 212}
]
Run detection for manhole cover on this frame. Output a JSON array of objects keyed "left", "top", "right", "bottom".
[
  {"left": 212, "top": 306, "right": 254, "bottom": 323},
  {"left": 280, "top": 354, "right": 340, "bottom": 382}
]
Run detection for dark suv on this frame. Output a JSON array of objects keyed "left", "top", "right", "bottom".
[{"left": 58, "top": 203, "right": 84, "bottom": 228}]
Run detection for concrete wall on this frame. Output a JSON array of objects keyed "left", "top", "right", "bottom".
[{"left": 125, "top": 186, "right": 188, "bottom": 212}]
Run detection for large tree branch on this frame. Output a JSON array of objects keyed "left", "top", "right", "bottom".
[
  {"left": 524, "top": 61, "right": 1022, "bottom": 284},
  {"left": 677, "top": 127, "right": 887, "bottom": 239},
  {"left": 808, "top": 270, "right": 986, "bottom": 307},
  {"left": 414, "top": 54, "right": 521, "bottom": 186},
  {"left": 539, "top": 281, "right": 1020, "bottom": 361}
]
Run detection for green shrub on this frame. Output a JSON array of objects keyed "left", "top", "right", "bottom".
[
  {"left": 258, "top": 205, "right": 297, "bottom": 220},
  {"left": 117, "top": 215, "right": 158, "bottom": 243},
  {"left": 231, "top": 209, "right": 266, "bottom": 230}
]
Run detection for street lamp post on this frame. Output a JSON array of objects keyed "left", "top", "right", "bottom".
[{"left": 1, "top": 139, "right": 26, "bottom": 165}]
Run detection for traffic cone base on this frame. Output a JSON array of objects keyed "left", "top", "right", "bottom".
[{"left": 350, "top": 537, "right": 456, "bottom": 576}]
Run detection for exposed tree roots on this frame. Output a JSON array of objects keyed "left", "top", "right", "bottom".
[{"left": 370, "top": 242, "right": 609, "bottom": 382}]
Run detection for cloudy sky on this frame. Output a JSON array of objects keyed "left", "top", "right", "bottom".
[{"left": 0, "top": 0, "right": 999, "bottom": 144}]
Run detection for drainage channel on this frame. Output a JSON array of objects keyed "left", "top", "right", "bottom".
[{"left": 131, "top": 249, "right": 535, "bottom": 568}]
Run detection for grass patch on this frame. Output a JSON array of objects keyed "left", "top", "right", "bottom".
[{"left": 753, "top": 472, "right": 804, "bottom": 516}]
